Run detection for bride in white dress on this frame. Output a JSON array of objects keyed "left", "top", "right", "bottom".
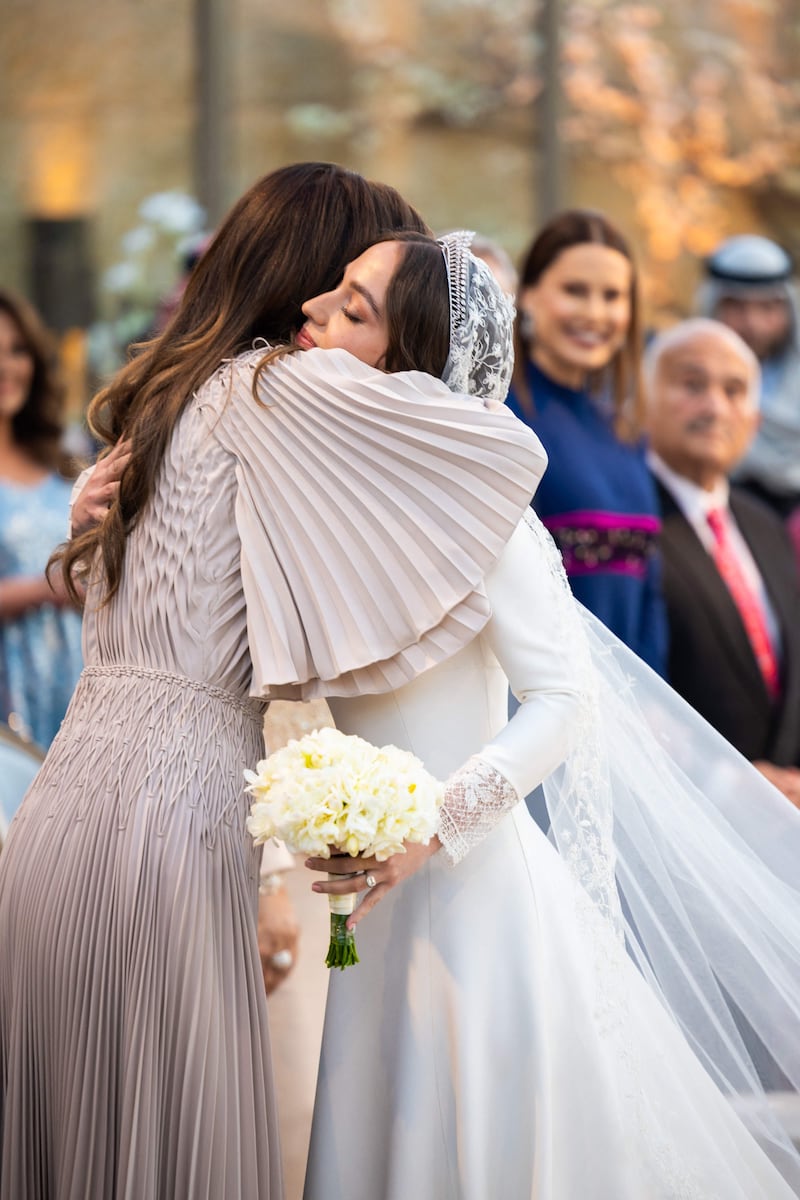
[{"left": 249, "top": 232, "right": 800, "bottom": 1199}]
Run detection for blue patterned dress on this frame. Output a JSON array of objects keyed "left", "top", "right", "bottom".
[{"left": 0, "top": 474, "right": 83, "bottom": 747}]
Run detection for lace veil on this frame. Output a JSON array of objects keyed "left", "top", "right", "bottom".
[
  {"left": 522, "top": 508, "right": 800, "bottom": 1187},
  {"left": 437, "top": 231, "right": 514, "bottom": 406}
]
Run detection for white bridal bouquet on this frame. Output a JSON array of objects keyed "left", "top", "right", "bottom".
[{"left": 245, "top": 727, "right": 443, "bottom": 969}]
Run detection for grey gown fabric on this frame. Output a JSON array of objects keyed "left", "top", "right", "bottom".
[
  {"left": 0, "top": 347, "right": 544, "bottom": 1200},
  {"left": 0, "top": 375, "right": 283, "bottom": 1199}
]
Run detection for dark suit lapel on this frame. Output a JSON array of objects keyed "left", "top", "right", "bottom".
[{"left": 657, "top": 483, "right": 768, "bottom": 699}]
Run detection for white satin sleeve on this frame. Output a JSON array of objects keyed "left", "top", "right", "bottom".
[{"left": 437, "top": 517, "right": 582, "bottom": 864}]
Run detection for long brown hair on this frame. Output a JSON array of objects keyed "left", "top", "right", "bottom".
[
  {"left": 59, "top": 163, "right": 427, "bottom": 604},
  {"left": 0, "top": 290, "right": 75, "bottom": 476},
  {"left": 512, "top": 209, "right": 644, "bottom": 442}
]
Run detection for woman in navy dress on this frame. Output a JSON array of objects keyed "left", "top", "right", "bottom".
[{"left": 507, "top": 211, "right": 666, "bottom": 674}]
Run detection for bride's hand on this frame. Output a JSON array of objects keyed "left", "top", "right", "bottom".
[{"left": 306, "top": 837, "right": 441, "bottom": 930}]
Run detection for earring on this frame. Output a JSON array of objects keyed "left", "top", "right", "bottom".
[{"left": 519, "top": 310, "right": 535, "bottom": 341}]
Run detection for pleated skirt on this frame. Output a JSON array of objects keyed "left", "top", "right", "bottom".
[{"left": 0, "top": 665, "right": 283, "bottom": 1200}]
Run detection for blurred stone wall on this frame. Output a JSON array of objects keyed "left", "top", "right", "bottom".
[
  {"left": 0, "top": 1, "right": 541, "bottom": 322},
  {"left": 0, "top": 0, "right": 195, "bottom": 302},
  {"left": 1, "top": 1, "right": 795, "bottom": 335}
]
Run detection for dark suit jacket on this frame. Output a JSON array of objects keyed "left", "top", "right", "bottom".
[{"left": 655, "top": 479, "right": 800, "bottom": 765}]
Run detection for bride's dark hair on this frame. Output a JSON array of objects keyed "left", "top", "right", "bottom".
[
  {"left": 57, "top": 163, "right": 427, "bottom": 604},
  {"left": 381, "top": 232, "right": 450, "bottom": 377}
]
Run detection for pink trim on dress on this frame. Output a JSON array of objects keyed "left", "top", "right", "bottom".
[
  {"left": 540, "top": 511, "right": 661, "bottom": 579},
  {"left": 542, "top": 510, "right": 662, "bottom": 533}
]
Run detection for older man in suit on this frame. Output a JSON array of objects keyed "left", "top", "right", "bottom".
[{"left": 645, "top": 317, "right": 800, "bottom": 807}]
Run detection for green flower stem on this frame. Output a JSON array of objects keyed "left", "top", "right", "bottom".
[{"left": 326, "top": 913, "right": 360, "bottom": 970}]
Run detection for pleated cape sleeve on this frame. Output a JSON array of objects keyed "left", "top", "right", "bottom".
[{"left": 208, "top": 347, "right": 548, "bottom": 699}]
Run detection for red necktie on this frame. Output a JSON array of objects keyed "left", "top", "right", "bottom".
[{"left": 706, "top": 508, "right": 780, "bottom": 699}]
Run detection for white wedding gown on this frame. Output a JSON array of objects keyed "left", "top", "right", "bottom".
[{"left": 304, "top": 518, "right": 797, "bottom": 1200}]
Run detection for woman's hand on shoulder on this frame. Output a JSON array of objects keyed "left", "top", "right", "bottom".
[
  {"left": 71, "top": 440, "right": 132, "bottom": 537},
  {"left": 305, "top": 836, "right": 441, "bottom": 931}
]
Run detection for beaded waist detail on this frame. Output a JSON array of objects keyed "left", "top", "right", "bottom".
[
  {"left": 80, "top": 664, "right": 266, "bottom": 723},
  {"left": 543, "top": 511, "right": 661, "bottom": 579}
]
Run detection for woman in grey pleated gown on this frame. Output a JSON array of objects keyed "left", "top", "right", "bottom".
[{"left": 0, "top": 162, "right": 429, "bottom": 1200}]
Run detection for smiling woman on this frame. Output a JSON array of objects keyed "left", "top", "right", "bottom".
[
  {"left": 522, "top": 242, "right": 632, "bottom": 387},
  {"left": 506, "top": 209, "right": 668, "bottom": 675}
]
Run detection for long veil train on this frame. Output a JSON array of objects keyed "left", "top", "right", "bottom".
[{"left": 523, "top": 511, "right": 800, "bottom": 1187}]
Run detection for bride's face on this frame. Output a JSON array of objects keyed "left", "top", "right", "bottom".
[{"left": 297, "top": 241, "right": 404, "bottom": 368}]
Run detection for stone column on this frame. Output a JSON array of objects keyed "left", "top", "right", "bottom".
[
  {"left": 194, "top": 0, "right": 229, "bottom": 225},
  {"left": 538, "top": 0, "right": 564, "bottom": 221}
]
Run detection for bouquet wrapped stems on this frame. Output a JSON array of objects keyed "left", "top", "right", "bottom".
[
  {"left": 245, "top": 727, "right": 443, "bottom": 972},
  {"left": 326, "top": 873, "right": 360, "bottom": 969}
]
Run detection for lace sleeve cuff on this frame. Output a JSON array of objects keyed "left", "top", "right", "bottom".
[{"left": 437, "top": 754, "right": 521, "bottom": 866}]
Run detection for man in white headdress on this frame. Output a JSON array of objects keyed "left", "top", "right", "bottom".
[{"left": 696, "top": 234, "right": 800, "bottom": 517}]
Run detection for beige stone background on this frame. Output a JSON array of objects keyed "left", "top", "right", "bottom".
[{"left": 1, "top": 0, "right": 799, "bottom": 347}]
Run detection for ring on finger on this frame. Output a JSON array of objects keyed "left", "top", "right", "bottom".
[{"left": 364, "top": 873, "right": 377, "bottom": 889}]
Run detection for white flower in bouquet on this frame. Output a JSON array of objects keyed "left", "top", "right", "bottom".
[{"left": 245, "top": 728, "right": 443, "bottom": 967}]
